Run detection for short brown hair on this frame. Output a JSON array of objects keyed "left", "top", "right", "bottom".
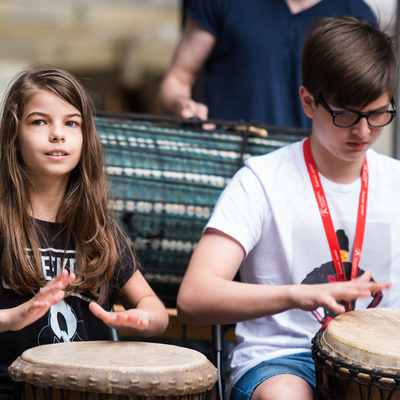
[{"left": 302, "top": 16, "right": 397, "bottom": 109}]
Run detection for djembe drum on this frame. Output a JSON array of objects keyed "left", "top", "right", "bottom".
[
  {"left": 9, "top": 341, "right": 218, "bottom": 400},
  {"left": 312, "top": 308, "right": 400, "bottom": 399}
]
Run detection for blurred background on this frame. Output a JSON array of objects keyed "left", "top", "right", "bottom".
[
  {"left": 0, "top": 0, "right": 182, "bottom": 114},
  {"left": 0, "top": 0, "right": 397, "bottom": 154}
]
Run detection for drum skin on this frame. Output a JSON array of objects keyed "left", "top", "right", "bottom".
[
  {"left": 9, "top": 341, "right": 218, "bottom": 400},
  {"left": 312, "top": 308, "right": 400, "bottom": 400}
]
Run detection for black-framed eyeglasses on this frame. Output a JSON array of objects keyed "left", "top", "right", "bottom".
[{"left": 318, "top": 96, "right": 396, "bottom": 128}]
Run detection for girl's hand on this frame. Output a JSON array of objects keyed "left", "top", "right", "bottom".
[
  {"left": 293, "top": 271, "right": 391, "bottom": 315},
  {"left": 89, "top": 302, "right": 150, "bottom": 332},
  {"left": 0, "top": 269, "right": 75, "bottom": 332}
]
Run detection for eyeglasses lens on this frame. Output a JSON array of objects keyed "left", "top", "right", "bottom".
[
  {"left": 335, "top": 112, "right": 393, "bottom": 128},
  {"left": 367, "top": 112, "right": 393, "bottom": 127},
  {"left": 334, "top": 113, "right": 358, "bottom": 127}
]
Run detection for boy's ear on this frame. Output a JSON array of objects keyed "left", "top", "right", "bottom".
[{"left": 299, "top": 86, "right": 316, "bottom": 118}]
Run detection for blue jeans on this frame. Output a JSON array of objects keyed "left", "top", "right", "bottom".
[{"left": 230, "top": 352, "right": 316, "bottom": 400}]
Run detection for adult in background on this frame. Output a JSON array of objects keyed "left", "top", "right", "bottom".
[{"left": 157, "top": 0, "right": 376, "bottom": 129}]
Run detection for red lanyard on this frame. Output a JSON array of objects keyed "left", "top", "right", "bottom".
[{"left": 303, "top": 137, "right": 368, "bottom": 282}]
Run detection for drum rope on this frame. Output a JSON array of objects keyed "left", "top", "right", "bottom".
[{"left": 312, "top": 329, "right": 400, "bottom": 399}]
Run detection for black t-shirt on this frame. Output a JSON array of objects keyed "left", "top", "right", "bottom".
[{"left": 0, "top": 220, "right": 135, "bottom": 399}]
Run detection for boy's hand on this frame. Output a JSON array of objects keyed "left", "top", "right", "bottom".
[{"left": 294, "top": 271, "right": 391, "bottom": 315}]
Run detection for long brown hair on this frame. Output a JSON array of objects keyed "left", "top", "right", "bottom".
[{"left": 0, "top": 66, "right": 133, "bottom": 304}]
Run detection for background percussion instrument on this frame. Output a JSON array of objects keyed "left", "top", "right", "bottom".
[{"left": 96, "top": 114, "right": 307, "bottom": 307}]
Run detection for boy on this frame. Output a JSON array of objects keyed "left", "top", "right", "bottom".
[{"left": 177, "top": 16, "right": 397, "bottom": 400}]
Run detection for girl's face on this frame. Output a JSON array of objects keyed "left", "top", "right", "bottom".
[{"left": 18, "top": 89, "right": 83, "bottom": 185}]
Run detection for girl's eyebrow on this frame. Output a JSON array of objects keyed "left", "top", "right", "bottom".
[{"left": 25, "top": 111, "right": 82, "bottom": 119}]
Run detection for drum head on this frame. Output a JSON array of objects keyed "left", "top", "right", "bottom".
[
  {"left": 9, "top": 341, "right": 217, "bottom": 396},
  {"left": 321, "top": 308, "right": 400, "bottom": 373}
]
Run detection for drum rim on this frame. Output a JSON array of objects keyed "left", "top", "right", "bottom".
[
  {"left": 312, "top": 329, "right": 400, "bottom": 384},
  {"left": 9, "top": 341, "right": 218, "bottom": 396}
]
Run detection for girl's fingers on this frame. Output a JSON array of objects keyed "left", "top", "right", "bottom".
[
  {"left": 89, "top": 302, "right": 150, "bottom": 330},
  {"left": 38, "top": 271, "right": 75, "bottom": 295},
  {"left": 89, "top": 301, "right": 107, "bottom": 319}
]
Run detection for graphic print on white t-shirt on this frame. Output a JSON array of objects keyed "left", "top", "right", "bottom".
[{"left": 300, "top": 228, "right": 384, "bottom": 326}]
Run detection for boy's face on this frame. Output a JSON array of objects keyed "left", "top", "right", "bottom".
[{"left": 300, "top": 86, "right": 391, "bottom": 166}]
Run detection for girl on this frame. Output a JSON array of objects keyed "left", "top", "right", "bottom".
[{"left": 0, "top": 66, "right": 169, "bottom": 398}]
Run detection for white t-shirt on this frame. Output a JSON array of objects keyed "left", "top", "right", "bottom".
[{"left": 205, "top": 139, "right": 400, "bottom": 395}]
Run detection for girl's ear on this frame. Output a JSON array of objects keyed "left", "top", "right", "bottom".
[{"left": 299, "top": 86, "right": 316, "bottom": 119}]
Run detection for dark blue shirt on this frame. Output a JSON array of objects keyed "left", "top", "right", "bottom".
[{"left": 187, "top": 0, "right": 377, "bottom": 129}]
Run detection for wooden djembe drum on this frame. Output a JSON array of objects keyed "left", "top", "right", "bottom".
[
  {"left": 312, "top": 308, "right": 400, "bottom": 399},
  {"left": 9, "top": 341, "right": 218, "bottom": 400}
]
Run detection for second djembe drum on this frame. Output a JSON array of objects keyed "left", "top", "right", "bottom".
[
  {"left": 9, "top": 341, "right": 218, "bottom": 400},
  {"left": 312, "top": 308, "right": 400, "bottom": 399}
]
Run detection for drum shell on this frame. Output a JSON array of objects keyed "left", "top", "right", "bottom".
[
  {"left": 9, "top": 341, "right": 218, "bottom": 400},
  {"left": 12, "top": 385, "right": 213, "bottom": 400}
]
